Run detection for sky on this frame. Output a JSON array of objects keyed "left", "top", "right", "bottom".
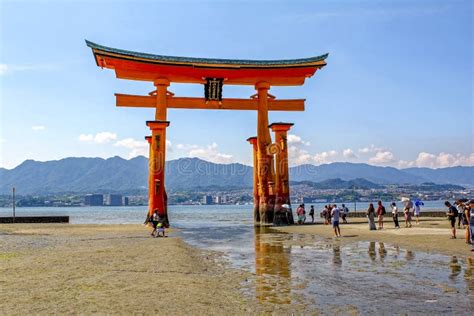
[{"left": 0, "top": 0, "right": 472, "bottom": 170}]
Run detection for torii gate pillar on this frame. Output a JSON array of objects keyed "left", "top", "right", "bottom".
[
  {"left": 270, "top": 123, "right": 294, "bottom": 225},
  {"left": 146, "top": 120, "right": 170, "bottom": 226},
  {"left": 247, "top": 137, "right": 260, "bottom": 223},
  {"left": 255, "top": 81, "right": 275, "bottom": 226},
  {"left": 145, "top": 136, "right": 153, "bottom": 216}
]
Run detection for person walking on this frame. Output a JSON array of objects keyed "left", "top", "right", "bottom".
[
  {"left": 341, "top": 204, "right": 349, "bottom": 224},
  {"left": 390, "top": 202, "right": 400, "bottom": 228},
  {"left": 321, "top": 206, "right": 328, "bottom": 225},
  {"left": 455, "top": 202, "right": 464, "bottom": 229},
  {"left": 445, "top": 201, "right": 458, "bottom": 239},
  {"left": 468, "top": 200, "right": 474, "bottom": 251},
  {"left": 414, "top": 201, "right": 423, "bottom": 225},
  {"left": 326, "top": 204, "right": 332, "bottom": 225},
  {"left": 404, "top": 203, "right": 412, "bottom": 228},
  {"left": 376, "top": 201, "right": 385, "bottom": 230},
  {"left": 296, "top": 204, "right": 305, "bottom": 224},
  {"left": 309, "top": 205, "right": 315, "bottom": 223},
  {"left": 150, "top": 209, "right": 160, "bottom": 237},
  {"left": 366, "top": 203, "right": 377, "bottom": 231},
  {"left": 331, "top": 204, "right": 341, "bottom": 237}
]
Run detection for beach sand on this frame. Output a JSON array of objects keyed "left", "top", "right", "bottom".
[
  {"left": 276, "top": 217, "right": 474, "bottom": 259},
  {"left": 0, "top": 224, "right": 258, "bottom": 315}
]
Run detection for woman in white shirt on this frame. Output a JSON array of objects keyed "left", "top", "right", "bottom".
[{"left": 391, "top": 202, "right": 400, "bottom": 228}]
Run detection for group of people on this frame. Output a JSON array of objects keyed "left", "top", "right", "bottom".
[
  {"left": 444, "top": 199, "right": 474, "bottom": 251},
  {"left": 366, "top": 201, "right": 414, "bottom": 230},
  {"left": 296, "top": 203, "right": 349, "bottom": 237},
  {"left": 321, "top": 204, "right": 350, "bottom": 225}
]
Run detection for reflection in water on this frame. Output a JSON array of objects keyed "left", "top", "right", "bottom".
[
  {"left": 378, "top": 242, "right": 387, "bottom": 262},
  {"left": 368, "top": 242, "right": 376, "bottom": 262},
  {"left": 465, "top": 257, "right": 474, "bottom": 292},
  {"left": 254, "top": 226, "right": 291, "bottom": 305},
  {"left": 405, "top": 250, "right": 414, "bottom": 261},
  {"left": 449, "top": 256, "right": 462, "bottom": 280},
  {"left": 333, "top": 244, "right": 342, "bottom": 266}
]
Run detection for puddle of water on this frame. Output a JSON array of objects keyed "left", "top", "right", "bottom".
[{"left": 181, "top": 225, "right": 474, "bottom": 313}]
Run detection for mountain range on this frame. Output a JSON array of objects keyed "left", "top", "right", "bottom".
[{"left": 0, "top": 156, "right": 472, "bottom": 195}]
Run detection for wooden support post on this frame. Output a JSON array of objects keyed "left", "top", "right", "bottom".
[
  {"left": 247, "top": 137, "right": 260, "bottom": 224},
  {"left": 255, "top": 81, "right": 274, "bottom": 225},
  {"left": 269, "top": 123, "right": 294, "bottom": 225},
  {"left": 145, "top": 136, "right": 153, "bottom": 219},
  {"left": 146, "top": 120, "right": 170, "bottom": 227},
  {"left": 151, "top": 78, "right": 170, "bottom": 225}
]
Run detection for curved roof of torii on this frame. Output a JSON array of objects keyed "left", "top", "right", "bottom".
[{"left": 86, "top": 40, "right": 328, "bottom": 86}]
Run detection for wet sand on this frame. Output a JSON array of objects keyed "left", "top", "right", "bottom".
[
  {"left": 0, "top": 224, "right": 259, "bottom": 314},
  {"left": 276, "top": 217, "right": 474, "bottom": 259}
]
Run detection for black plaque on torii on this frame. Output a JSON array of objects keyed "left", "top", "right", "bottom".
[{"left": 204, "top": 78, "right": 223, "bottom": 101}]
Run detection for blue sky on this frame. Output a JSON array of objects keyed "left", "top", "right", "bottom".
[{"left": 0, "top": 0, "right": 472, "bottom": 169}]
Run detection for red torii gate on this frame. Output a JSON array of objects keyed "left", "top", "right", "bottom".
[{"left": 86, "top": 40, "right": 327, "bottom": 226}]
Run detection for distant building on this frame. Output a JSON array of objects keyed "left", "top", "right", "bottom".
[
  {"left": 214, "top": 196, "right": 222, "bottom": 204},
  {"left": 221, "top": 195, "right": 228, "bottom": 204},
  {"left": 302, "top": 197, "right": 326, "bottom": 204},
  {"left": 84, "top": 194, "right": 104, "bottom": 206},
  {"left": 123, "top": 196, "right": 129, "bottom": 206},
  {"left": 105, "top": 194, "right": 123, "bottom": 206},
  {"left": 202, "top": 195, "right": 213, "bottom": 205}
]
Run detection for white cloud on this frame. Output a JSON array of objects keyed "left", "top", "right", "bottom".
[
  {"left": 115, "top": 138, "right": 148, "bottom": 158},
  {"left": 31, "top": 125, "right": 45, "bottom": 131},
  {"left": 368, "top": 151, "right": 396, "bottom": 165},
  {"left": 166, "top": 140, "right": 172, "bottom": 151},
  {"left": 343, "top": 148, "right": 357, "bottom": 159},
  {"left": 0, "top": 63, "right": 59, "bottom": 76},
  {"left": 114, "top": 138, "right": 172, "bottom": 158},
  {"left": 358, "top": 144, "right": 385, "bottom": 154},
  {"left": 78, "top": 132, "right": 117, "bottom": 144},
  {"left": 314, "top": 150, "right": 338, "bottom": 165},
  {"left": 287, "top": 134, "right": 310, "bottom": 146},
  {"left": 397, "top": 160, "right": 415, "bottom": 168},
  {"left": 185, "top": 142, "right": 234, "bottom": 164},
  {"left": 288, "top": 145, "right": 313, "bottom": 166},
  {"left": 413, "top": 152, "right": 474, "bottom": 168}
]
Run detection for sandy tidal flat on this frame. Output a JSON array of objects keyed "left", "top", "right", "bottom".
[{"left": 0, "top": 224, "right": 255, "bottom": 315}]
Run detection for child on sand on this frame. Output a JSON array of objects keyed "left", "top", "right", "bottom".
[{"left": 156, "top": 222, "right": 166, "bottom": 237}]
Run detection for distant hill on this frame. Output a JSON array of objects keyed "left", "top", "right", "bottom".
[
  {"left": 0, "top": 156, "right": 472, "bottom": 195},
  {"left": 289, "top": 162, "right": 426, "bottom": 185},
  {"left": 291, "top": 178, "right": 383, "bottom": 190}
]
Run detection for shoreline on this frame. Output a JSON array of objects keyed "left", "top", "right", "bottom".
[
  {"left": 0, "top": 224, "right": 260, "bottom": 314},
  {"left": 275, "top": 216, "right": 474, "bottom": 260}
]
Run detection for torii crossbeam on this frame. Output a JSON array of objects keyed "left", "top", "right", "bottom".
[{"left": 86, "top": 40, "right": 327, "bottom": 226}]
